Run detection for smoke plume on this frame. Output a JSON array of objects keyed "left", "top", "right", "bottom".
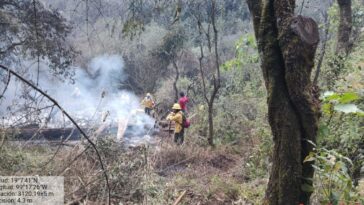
[{"left": 0, "top": 54, "right": 155, "bottom": 142}]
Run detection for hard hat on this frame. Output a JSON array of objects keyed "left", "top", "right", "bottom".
[{"left": 172, "top": 103, "right": 181, "bottom": 110}]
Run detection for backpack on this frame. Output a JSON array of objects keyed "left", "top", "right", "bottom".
[{"left": 181, "top": 112, "right": 190, "bottom": 128}]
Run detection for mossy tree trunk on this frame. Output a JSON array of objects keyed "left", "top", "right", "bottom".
[
  {"left": 246, "top": 0, "right": 321, "bottom": 204},
  {"left": 336, "top": 0, "right": 352, "bottom": 55}
]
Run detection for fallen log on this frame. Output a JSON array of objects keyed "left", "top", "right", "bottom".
[
  {"left": 3, "top": 127, "right": 81, "bottom": 141},
  {"left": 2, "top": 123, "right": 156, "bottom": 141}
]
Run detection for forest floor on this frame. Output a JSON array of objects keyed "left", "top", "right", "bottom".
[
  {"left": 0, "top": 129, "right": 268, "bottom": 205},
  {"left": 2, "top": 128, "right": 364, "bottom": 204},
  {"left": 145, "top": 131, "right": 268, "bottom": 205}
]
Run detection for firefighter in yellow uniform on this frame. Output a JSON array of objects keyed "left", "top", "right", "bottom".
[
  {"left": 141, "top": 93, "right": 155, "bottom": 115},
  {"left": 167, "top": 103, "right": 184, "bottom": 145}
]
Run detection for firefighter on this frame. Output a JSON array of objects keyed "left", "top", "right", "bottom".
[
  {"left": 141, "top": 93, "right": 155, "bottom": 115},
  {"left": 178, "top": 91, "right": 189, "bottom": 114},
  {"left": 166, "top": 103, "right": 184, "bottom": 145}
]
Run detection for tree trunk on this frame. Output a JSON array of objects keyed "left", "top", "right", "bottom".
[
  {"left": 336, "top": 0, "right": 352, "bottom": 55},
  {"left": 172, "top": 59, "right": 180, "bottom": 102},
  {"left": 207, "top": 104, "right": 214, "bottom": 146},
  {"left": 196, "top": 0, "right": 221, "bottom": 147},
  {"left": 246, "top": 0, "right": 321, "bottom": 204}
]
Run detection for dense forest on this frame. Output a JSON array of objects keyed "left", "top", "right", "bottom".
[{"left": 0, "top": 0, "right": 363, "bottom": 204}]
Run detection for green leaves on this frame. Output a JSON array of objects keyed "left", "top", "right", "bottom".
[
  {"left": 306, "top": 147, "right": 361, "bottom": 204},
  {"left": 328, "top": 192, "right": 340, "bottom": 205},
  {"left": 321, "top": 91, "right": 364, "bottom": 115},
  {"left": 301, "top": 183, "right": 314, "bottom": 193},
  {"left": 244, "top": 34, "right": 257, "bottom": 48},
  {"left": 318, "top": 125, "right": 330, "bottom": 137},
  {"left": 336, "top": 92, "right": 360, "bottom": 103},
  {"left": 334, "top": 104, "right": 364, "bottom": 114},
  {"left": 222, "top": 34, "right": 259, "bottom": 71},
  {"left": 322, "top": 91, "right": 360, "bottom": 103},
  {"left": 222, "top": 59, "right": 241, "bottom": 71},
  {"left": 303, "top": 151, "right": 316, "bottom": 162}
]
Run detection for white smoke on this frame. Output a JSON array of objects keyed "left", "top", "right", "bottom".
[{"left": 0, "top": 54, "right": 155, "bottom": 141}]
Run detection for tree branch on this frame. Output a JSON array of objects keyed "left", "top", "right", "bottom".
[
  {"left": 0, "top": 41, "right": 24, "bottom": 55},
  {"left": 199, "top": 51, "right": 209, "bottom": 103},
  {"left": 299, "top": 0, "right": 306, "bottom": 15},
  {"left": 0, "top": 70, "right": 11, "bottom": 99}
]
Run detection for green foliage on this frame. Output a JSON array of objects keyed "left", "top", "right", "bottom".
[
  {"left": 306, "top": 147, "right": 364, "bottom": 204},
  {"left": 157, "top": 27, "right": 186, "bottom": 58},
  {"left": 325, "top": 56, "right": 351, "bottom": 89},
  {"left": 222, "top": 34, "right": 259, "bottom": 71},
  {"left": 327, "top": 3, "right": 339, "bottom": 33},
  {"left": 319, "top": 91, "right": 363, "bottom": 151},
  {"left": 208, "top": 175, "right": 240, "bottom": 200},
  {"left": 0, "top": 143, "right": 50, "bottom": 175},
  {"left": 352, "top": 0, "right": 364, "bottom": 33},
  {"left": 319, "top": 0, "right": 364, "bottom": 90},
  {"left": 91, "top": 137, "right": 151, "bottom": 203},
  {"left": 317, "top": 14, "right": 364, "bottom": 189},
  {"left": 239, "top": 180, "right": 266, "bottom": 204},
  {"left": 321, "top": 91, "right": 364, "bottom": 116},
  {"left": 328, "top": 0, "right": 364, "bottom": 35},
  {"left": 183, "top": 31, "right": 267, "bottom": 146},
  {"left": 319, "top": 90, "right": 363, "bottom": 171},
  {"left": 315, "top": 89, "right": 364, "bottom": 204},
  {"left": 244, "top": 127, "right": 272, "bottom": 179},
  {"left": 200, "top": 33, "right": 267, "bottom": 145},
  {"left": 0, "top": 147, "right": 26, "bottom": 174},
  {"left": 122, "top": 18, "right": 145, "bottom": 40},
  {"left": 0, "top": 0, "right": 77, "bottom": 78}
]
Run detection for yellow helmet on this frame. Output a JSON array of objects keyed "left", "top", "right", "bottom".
[
  {"left": 146, "top": 93, "right": 151, "bottom": 97},
  {"left": 172, "top": 103, "right": 181, "bottom": 110}
]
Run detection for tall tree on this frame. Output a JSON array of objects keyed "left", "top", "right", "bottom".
[
  {"left": 246, "top": 0, "right": 321, "bottom": 204},
  {"left": 336, "top": 0, "right": 352, "bottom": 55},
  {"left": 0, "top": 0, "right": 76, "bottom": 78},
  {"left": 194, "top": 0, "right": 221, "bottom": 146}
]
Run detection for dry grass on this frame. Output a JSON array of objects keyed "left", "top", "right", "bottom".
[
  {"left": 147, "top": 134, "right": 262, "bottom": 204},
  {"left": 0, "top": 132, "right": 267, "bottom": 205}
]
